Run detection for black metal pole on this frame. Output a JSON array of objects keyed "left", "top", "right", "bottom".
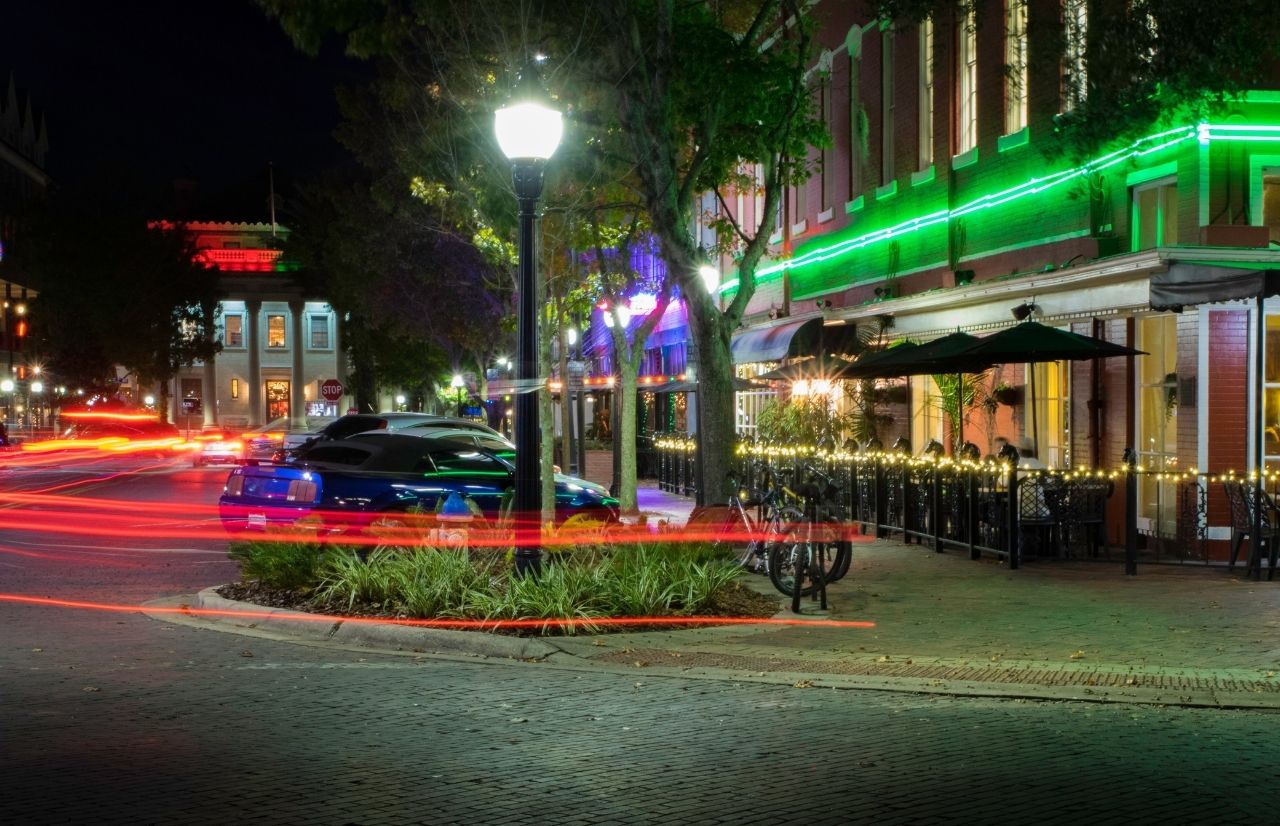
[
  {"left": 512, "top": 160, "right": 546, "bottom": 577},
  {"left": 1124, "top": 447, "right": 1138, "bottom": 575}
]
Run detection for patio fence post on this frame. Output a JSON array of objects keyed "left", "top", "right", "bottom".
[
  {"left": 874, "top": 458, "right": 887, "bottom": 538},
  {"left": 1125, "top": 447, "right": 1138, "bottom": 575},
  {"left": 1007, "top": 462, "right": 1019, "bottom": 569},
  {"left": 931, "top": 464, "right": 943, "bottom": 551},
  {"left": 967, "top": 469, "right": 979, "bottom": 560}
]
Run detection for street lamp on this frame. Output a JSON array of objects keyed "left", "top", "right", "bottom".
[
  {"left": 495, "top": 66, "right": 563, "bottom": 576},
  {"left": 450, "top": 374, "right": 465, "bottom": 417}
]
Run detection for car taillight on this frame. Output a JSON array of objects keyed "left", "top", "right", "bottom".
[
  {"left": 225, "top": 475, "right": 244, "bottom": 496},
  {"left": 286, "top": 480, "right": 317, "bottom": 502}
]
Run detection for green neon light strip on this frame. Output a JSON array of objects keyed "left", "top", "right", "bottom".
[{"left": 718, "top": 121, "right": 1280, "bottom": 294}]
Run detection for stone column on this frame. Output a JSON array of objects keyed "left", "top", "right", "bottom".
[
  {"left": 332, "top": 309, "right": 344, "bottom": 412},
  {"left": 289, "top": 300, "right": 306, "bottom": 427},
  {"left": 202, "top": 311, "right": 219, "bottom": 427},
  {"left": 246, "top": 300, "right": 262, "bottom": 426}
]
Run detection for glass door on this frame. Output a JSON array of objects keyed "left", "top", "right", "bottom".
[{"left": 265, "top": 380, "right": 290, "bottom": 422}]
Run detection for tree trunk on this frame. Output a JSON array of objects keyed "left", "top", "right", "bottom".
[
  {"left": 687, "top": 297, "right": 737, "bottom": 505},
  {"left": 558, "top": 318, "right": 572, "bottom": 473},
  {"left": 616, "top": 357, "right": 639, "bottom": 514},
  {"left": 157, "top": 378, "right": 171, "bottom": 424},
  {"left": 539, "top": 309, "right": 557, "bottom": 528}
]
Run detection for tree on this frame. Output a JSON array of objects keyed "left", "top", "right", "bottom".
[
  {"left": 875, "top": 0, "right": 1280, "bottom": 163},
  {"left": 259, "top": 1, "right": 825, "bottom": 505},
  {"left": 6, "top": 190, "right": 220, "bottom": 417}
]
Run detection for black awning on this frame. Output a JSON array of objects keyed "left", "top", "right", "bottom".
[
  {"left": 1149, "top": 264, "right": 1280, "bottom": 311},
  {"left": 729, "top": 317, "right": 863, "bottom": 365},
  {"left": 730, "top": 317, "right": 819, "bottom": 364}
]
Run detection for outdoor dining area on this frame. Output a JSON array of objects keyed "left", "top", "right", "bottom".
[{"left": 652, "top": 312, "right": 1280, "bottom": 581}]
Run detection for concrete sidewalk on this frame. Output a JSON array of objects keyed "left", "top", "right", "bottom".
[{"left": 162, "top": 483, "right": 1280, "bottom": 709}]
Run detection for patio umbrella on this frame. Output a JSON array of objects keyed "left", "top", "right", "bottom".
[
  {"left": 844, "top": 332, "right": 994, "bottom": 446},
  {"left": 756, "top": 353, "right": 858, "bottom": 381},
  {"left": 954, "top": 320, "right": 1145, "bottom": 457}
]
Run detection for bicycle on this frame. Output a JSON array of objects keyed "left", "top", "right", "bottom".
[
  {"left": 708, "top": 465, "right": 803, "bottom": 574},
  {"left": 767, "top": 461, "right": 853, "bottom": 600}
]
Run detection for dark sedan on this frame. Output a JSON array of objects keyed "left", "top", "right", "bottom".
[{"left": 219, "top": 432, "right": 619, "bottom": 533}]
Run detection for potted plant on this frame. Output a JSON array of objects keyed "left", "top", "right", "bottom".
[{"left": 992, "top": 382, "right": 1022, "bottom": 407}]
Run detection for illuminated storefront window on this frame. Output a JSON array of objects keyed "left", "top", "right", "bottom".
[{"left": 267, "top": 315, "right": 286, "bottom": 348}]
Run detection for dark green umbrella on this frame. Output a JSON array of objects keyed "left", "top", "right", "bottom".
[
  {"left": 954, "top": 321, "right": 1145, "bottom": 456},
  {"left": 845, "top": 332, "right": 993, "bottom": 446}
]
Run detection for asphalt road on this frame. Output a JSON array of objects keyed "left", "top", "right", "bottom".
[{"left": 1, "top": 457, "right": 1277, "bottom": 824}]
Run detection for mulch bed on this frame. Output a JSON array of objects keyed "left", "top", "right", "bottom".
[{"left": 215, "top": 579, "right": 780, "bottom": 636}]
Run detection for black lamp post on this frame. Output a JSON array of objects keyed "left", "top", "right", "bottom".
[
  {"left": 495, "top": 69, "right": 563, "bottom": 576},
  {"left": 451, "top": 373, "right": 465, "bottom": 417}
]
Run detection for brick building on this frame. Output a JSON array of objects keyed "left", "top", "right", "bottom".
[{"left": 601, "top": 2, "right": 1280, "bottom": 552}]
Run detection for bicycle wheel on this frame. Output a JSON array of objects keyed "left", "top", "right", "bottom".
[
  {"left": 826, "top": 540, "right": 853, "bottom": 582},
  {"left": 768, "top": 530, "right": 842, "bottom": 597},
  {"left": 708, "top": 506, "right": 755, "bottom": 569}
]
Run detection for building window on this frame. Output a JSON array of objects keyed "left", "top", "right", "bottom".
[
  {"left": 223, "top": 314, "right": 243, "bottom": 348},
  {"left": 820, "top": 77, "right": 835, "bottom": 213},
  {"left": 1004, "top": 0, "right": 1028, "bottom": 135},
  {"left": 918, "top": 18, "right": 934, "bottom": 171},
  {"left": 1132, "top": 177, "right": 1178, "bottom": 251},
  {"left": 910, "top": 375, "right": 945, "bottom": 451},
  {"left": 955, "top": 8, "right": 978, "bottom": 155},
  {"left": 1062, "top": 0, "right": 1087, "bottom": 112},
  {"left": 1263, "top": 173, "right": 1280, "bottom": 246},
  {"left": 848, "top": 50, "right": 862, "bottom": 202},
  {"left": 1138, "top": 316, "right": 1178, "bottom": 537},
  {"left": 231, "top": 378, "right": 240, "bottom": 400},
  {"left": 309, "top": 314, "right": 330, "bottom": 349},
  {"left": 1265, "top": 313, "right": 1280, "bottom": 466},
  {"left": 1028, "top": 360, "right": 1069, "bottom": 469},
  {"left": 880, "top": 27, "right": 895, "bottom": 186},
  {"left": 266, "top": 314, "right": 286, "bottom": 348}
]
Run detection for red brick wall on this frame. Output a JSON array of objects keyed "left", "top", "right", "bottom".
[{"left": 1205, "top": 310, "right": 1249, "bottom": 535}]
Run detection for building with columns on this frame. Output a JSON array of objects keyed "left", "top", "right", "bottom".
[{"left": 160, "top": 221, "right": 348, "bottom": 429}]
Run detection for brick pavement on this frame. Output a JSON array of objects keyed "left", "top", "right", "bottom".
[{"left": 4, "top": 614, "right": 1280, "bottom": 825}]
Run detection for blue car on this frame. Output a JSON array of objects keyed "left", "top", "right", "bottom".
[{"left": 218, "top": 432, "right": 619, "bottom": 533}]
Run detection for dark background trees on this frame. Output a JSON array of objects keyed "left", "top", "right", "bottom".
[{"left": 3, "top": 185, "right": 220, "bottom": 418}]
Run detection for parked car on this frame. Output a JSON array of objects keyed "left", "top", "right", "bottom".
[
  {"left": 345, "top": 428, "right": 612, "bottom": 500},
  {"left": 219, "top": 432, "right": 620, "bottom": 533},
  {"left": 274, "top": 413, "right": 506, "bottom": 461},
  {"left": 239, "top": 416, "right": 339, "bottom": 463}
]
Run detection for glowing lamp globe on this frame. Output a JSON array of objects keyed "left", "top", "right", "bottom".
[
  {"left": 699, "top": 265, "right": 720, "bottom": 294},
  {"left": 494, "top": 101, "right": 563, "bottom": 161},
  {"left": 0, "top": 379, "right": 12, "bottom": 392},
  {"left": 450, "top": 374, "right": 465, "bottom": 389}
]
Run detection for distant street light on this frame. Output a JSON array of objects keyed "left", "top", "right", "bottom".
[
  {"left": 144, "top": 395, "right": 156, "bottom": 407},
  {"left": 495, "top": 66, "right": 563, "bottom": 576},
  {"left": 450, "top": 374, "right": 465, "bottom": 417},
  {"left": 30, "top": 381, "right": 42, "bottom": 394},
  {"left": 0, "top": 379, "right": 12, "bottom": 393}
]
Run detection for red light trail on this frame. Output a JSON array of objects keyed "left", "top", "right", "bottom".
[{"left": 0, "top": 593, "right": 876, "bottom": 631}]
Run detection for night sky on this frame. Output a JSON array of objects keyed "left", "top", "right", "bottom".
[{"left": 2, "top": 0, "right": 361, "bottom": 219}]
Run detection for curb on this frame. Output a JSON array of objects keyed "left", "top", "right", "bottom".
[
  {"left": 190, "top": 587, "right": 560, "bottom": 661},
  {"left": 156, "top": 588, "right": 1280, "bottom": 710}
]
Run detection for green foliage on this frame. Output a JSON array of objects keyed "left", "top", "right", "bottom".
[
  {"left": 227, "top": 539, "right": 334, "bottom": 592},
  {"left": 228, "top": 538, "right": 743, "bottom": 633},
  {"left": 875, "top": 0, "right": 1280, "bottom": 164},
  {"left": 6, "top": 189, "right": 221, "bottom": 394},
  {"left": 756, "top": 396, "right": 852, "bottom": 446},
  {"left": 930, "top": 371, "right": 990, "bottom": 445}
]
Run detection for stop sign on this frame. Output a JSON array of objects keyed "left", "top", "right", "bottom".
[{"left": 319, "top": 379, "right": 344, "bottom": 402}]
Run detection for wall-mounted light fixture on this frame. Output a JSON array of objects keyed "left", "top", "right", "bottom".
[{"left": 1011, "top": 301, "right": 1038, "bottom": 322}]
